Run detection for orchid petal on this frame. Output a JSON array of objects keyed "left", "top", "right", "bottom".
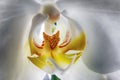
[
  {"left": 0, "top": 0, "right": 40, "bottom": 80},
  {"left": 55, "top": 59, "right": 105, "bottom": 80},
  {"left": 106, "top": 70, "right": 120, "bottom": 80},
  {"left": 57, "top": 0, "right": 120, "bottom": 74}
]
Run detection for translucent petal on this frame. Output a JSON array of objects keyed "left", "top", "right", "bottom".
[
  {"left": 82, "top": 13, "right": 120, "bottom": 73},
  {"left": 0, "top": 0, "right": 41, "bottom": 80},
  {"left": 106, "top": 70, "right": 120, "bottom": 80},
  {"left": 55, "top": 59, "right": 105, "bottom": 80},
  {"left": 18, "top": 62, "right": 46, "bottom": 80},
  {"left": 57, "top": 0, "right": 120, "bottom": 73}
]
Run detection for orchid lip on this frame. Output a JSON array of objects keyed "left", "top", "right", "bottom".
[{"left": 27, "top": 2, "right": 86, "bottom": 74}]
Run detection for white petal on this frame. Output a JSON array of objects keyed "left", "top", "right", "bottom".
[
  {"left": 57, "top": 0, "right": 120, "bottom": 13},
  {"left": 18, "top": 62, "right": 46, "bottom": 80},
  {"left": 55, "top": 59, "right": 105, "bottom": 80},
  {"left": 106, "top": 70, "right": 120, "bottom": 80},
  {"left": 82, "top": 13, "right": 120, "bottom": 74},
  {"left": 57, "top": 0, "right": 120, "bottom": 73},
  {"left": 0, "top": 0, "right": 40, "bottom": 80}
]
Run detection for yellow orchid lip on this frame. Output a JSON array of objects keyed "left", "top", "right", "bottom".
[
  {"left": 43, "top": 31, "right": 60, "bottom": 50},
  {"left": 26, "top": 3, "right": 86, "bottom": 74},
  {"left": 28, "top": 29, "right": 86, "bottom": 73}
]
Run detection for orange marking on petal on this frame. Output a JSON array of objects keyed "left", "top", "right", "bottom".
[
  {"left": 43, "top": 31, "right": 60, "bottom": 50},
  {"left": 35, "top": 52, "right": 42, "bottom": 56},
  {"left": 59, "top": 31, "right": 71, "bottom": 48},
  {"left": 33, "top": 39, "right": 43, "bottom": 49}
]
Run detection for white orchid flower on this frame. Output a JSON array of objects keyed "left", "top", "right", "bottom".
[{"left": 0, "top": 0, "right": 120, "bottom": 80}]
